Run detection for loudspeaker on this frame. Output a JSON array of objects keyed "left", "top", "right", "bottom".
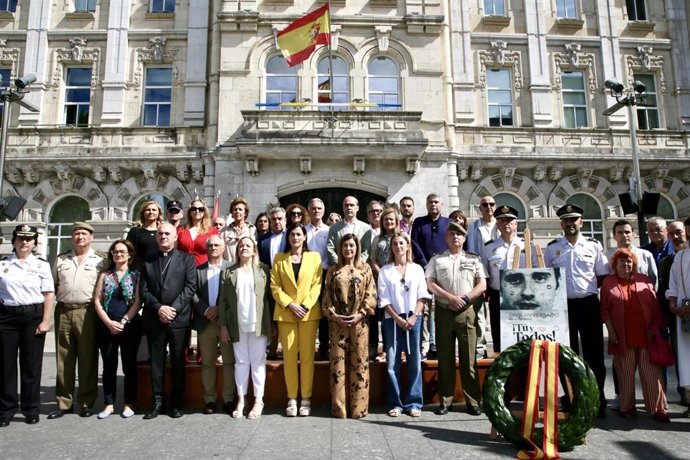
[
  {"left": 2, "top": 196, "right": 27, "bottom": 220},
  {"left": 642, "top": 192, "right": 660, "bottom": 216},
  {"left": 618, "top": 192, "right": 638, "bottom": 215}
]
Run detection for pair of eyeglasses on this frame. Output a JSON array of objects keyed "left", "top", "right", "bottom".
[
  {"left": 369, "top": 209, "right": 383, "bottom": 215},
  {"left": 480, "top": 202, "right": 496, "bottom": 208},
  {"left": 190, "top": 207, "right": 205, "bottom": 213},
  {"left": 112, "top": 250, "right": 128, "bottom": 255},
  {"left": 400, "top": 278, "right": 410, "bottom": 292},
  {"left": 290, "top": 212, "right": 302, "bottom": 217}
]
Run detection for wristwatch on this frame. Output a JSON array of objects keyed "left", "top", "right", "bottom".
[
  {"left": 462, "top": 295, "right": 470, "bottom": 304},
  {"left": 120, "top": 317, "right": 129, "bottom": 325}
]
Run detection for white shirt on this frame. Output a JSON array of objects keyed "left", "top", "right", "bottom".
[
  {"left": 0, "top": 254, "right": 54, "bottom": 306},
  {"left": 377, "top": 263, "right": 431, "bottom": 318},
  {"left": 269, "top": 231, "right": 285, "bottom": 266},
  {"left": 206, "top": 262, "right": 221, "bottom": 311},
  {"left": 483, "top": 237, "right": 535, "bottom": 291},
  {"left": 306, "top": 222, "right": 330, "bottom": 270},
  {"left": 467, "top": 218, "right": 499, "bottom": 255},
  {"left": 237, "top": 268, "right": 256, "bottom": 333},
  {"left": 543, "top": 235, "right": 610, "bottom": 298}
]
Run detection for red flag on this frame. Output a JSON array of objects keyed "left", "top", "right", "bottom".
[{"left": 277, "top": 4, "right": 330, "bottom": 67}]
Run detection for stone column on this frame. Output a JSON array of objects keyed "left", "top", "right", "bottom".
[
  {"left": 20, "top": 0, "right": 52, "bottom": 123},
  {"left": 524, "top": 0, "right": 552, "bottom": 126},
  {"left": 184, "top": 0, "right": 210, "bottom": 126},
  {"left": 101, "top": 0, "right": 130, "bottom": 126}
]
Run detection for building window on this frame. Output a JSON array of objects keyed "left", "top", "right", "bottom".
[
  {"left": 150, "top": 0, "right": 174, "bottom": 13},
  {"left": 0, "top": 0, "right": 17, "bottom": 12},
  {"left": 568, "top": 193, "right": 605, "bottom": 247},
  {"left": 656, "top": 195, "right": 675, "bottom": 220},
  {"left": 484, "top": 0, "right": 505, "bottom": 16},
  {"left": 487, "top": 69, "right": 513, "bottom": 127},
  {"left": 74, "top": 0, "right": 96, "bottom": 12},
  {"left": 0, "top": 69, "right": 9, "bottom": 120},
  {"left": 626, "top": 0, "right": 647, "bottom": 21},
  {"left": 367, "top": 56, "right": 400, "bottom": 110},
  {"left": 561, "top": 71, "right": 588, "bottom": 128},
  {"left": 555, "top": 0, "right": 577, "bottom": 19},
  {"left": 266, "top": 56, "right": 297, "bottom": 110},
  {"left": 317, "top": 56, "right": 349, "bottom": 110},
  {"left": 64, "top": 68, "right": 92, "bottom": 127},
  {"left": 635, "top": 74, "right": 658, "bottom": 130},
  {"left": 143, "top": 67, "right": 172, "bottom": 126}
]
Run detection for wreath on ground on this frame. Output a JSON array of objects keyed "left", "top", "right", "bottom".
[{"left": 482, "top": 340, "right": 599, "bottom": 452}]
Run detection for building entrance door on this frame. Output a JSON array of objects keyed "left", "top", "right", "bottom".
[{"left": 279, "top": 187, "right": 387, "bottom": 223}]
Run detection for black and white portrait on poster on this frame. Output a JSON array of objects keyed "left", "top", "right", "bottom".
[{"left": 499, "top": 267, "right": 569, "bottom": 351}]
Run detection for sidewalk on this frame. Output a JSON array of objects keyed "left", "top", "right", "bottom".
[{"left": 0, "top": 332, "right": 688, "bottom": 459}]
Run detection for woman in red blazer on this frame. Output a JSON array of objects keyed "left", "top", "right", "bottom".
[{"left": 600, "top": 248, "right": 669, "bottom": 422}]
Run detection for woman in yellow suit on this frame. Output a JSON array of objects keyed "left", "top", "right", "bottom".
[{"left": 271, "top": 223, "right": 322, "bottom": 417}]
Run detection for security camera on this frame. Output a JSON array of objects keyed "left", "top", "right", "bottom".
[
  {"left": 633, "top": 80, "right": 646, "bottom": 94},
  {"left": 14, "top": 73, "right": 37, "bottom": 89},
  {"left": 604, "top": 79, "right": 625, "bottom": 93}
]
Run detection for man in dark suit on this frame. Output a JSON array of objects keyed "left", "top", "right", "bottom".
[
  {"left": 258, "top": 207, "right": 286, "bottom": 358},
  {"left": 193, "top": 235, "right": 235, "bottom": 414},
  {"left": 140, "top": 222, "right": 197, "bottom": 419}
]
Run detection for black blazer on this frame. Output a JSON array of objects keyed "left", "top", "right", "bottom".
[
  {"left": 140, "top": 248, "right": 197, "bottom": 329},
  {"left": 258, "top": 231, "right": 286, "bottom": 267},
  {"left": 192, "top": 260, "right": 231, "bottom": 332}
]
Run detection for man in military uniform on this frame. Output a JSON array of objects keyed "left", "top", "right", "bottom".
[
  {"left": 482, "top": 205, "right": 535, "bottom": 352},
  {"left": 48, "top": 222, "right": 103, "bottom": 419},
  {"left": 544, "top": 204, "right": 610, "bottom": 416},
  {"left": 426, "top": 222, "right": 487, "bottom": 416}
]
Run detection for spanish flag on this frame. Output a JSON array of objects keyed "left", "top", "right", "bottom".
[{"left": 277, "top": 4, "right": 331, "bottom": 67}]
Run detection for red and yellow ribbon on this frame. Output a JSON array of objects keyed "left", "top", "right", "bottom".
[{"left": 517, "top": 339, "right": 560, "bottom": 460}]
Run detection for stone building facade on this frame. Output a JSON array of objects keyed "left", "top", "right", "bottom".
[{"left": 1, "top": 0, "right": 690, "bottom": 260}]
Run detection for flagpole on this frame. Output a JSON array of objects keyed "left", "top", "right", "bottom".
[{"left": 327, "top": 0, "right": 335, "bottom": 137}]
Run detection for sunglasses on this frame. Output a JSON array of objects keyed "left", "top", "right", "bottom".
[
  {"left": 400, "top": 278, "right": 410, "bottom": 292},
  {"left": 290, "top": 212, "right": 303, "bottom": 217},
  {"left": 168, "top": 208, "right": 182, "bottom": 214},
  {"left": 369, "top": 209, "right": 383, "bottom": 214},
  {"left": 213, "top": 222, "right": 224, "bottom": 227},
  {"left": 190, "top": 207, "right": 205, "bottom": 213},
  {"left": 112, "top": 250, "right": 129, "bottom": 255},
  {"left": 480, "top": 202, "right": 496, "bottom": 208}
]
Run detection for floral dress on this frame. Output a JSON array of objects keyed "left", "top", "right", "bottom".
[{"left": 322, "top": 263, "right": 377, "bottom": 418}]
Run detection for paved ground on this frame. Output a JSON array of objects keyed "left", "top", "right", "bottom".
[{"left": 0, "top": 332, "right": 689, "bottom": 459}]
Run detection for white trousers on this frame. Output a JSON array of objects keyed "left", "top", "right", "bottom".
[{"left": 234, "top": 332, "right": 268, "bottom": 398}]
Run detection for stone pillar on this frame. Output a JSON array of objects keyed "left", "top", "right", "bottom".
[
  {"left": 449, "top": 0, "right": 475, "bottom": 125},
  {"left": 184, "top": 0, "right": 210, "bottom": 126},
  {"left": 524, "top": 0, "right": 552, "bottom": 126},
  {"left": 101, "top": 0, "right": 130, "bottom": 126},
  {"left": 20, "top": 0, "right": 52, "bottom": 123},
  {"left": 596, "top": 0, "right": 626, "bottom": 127}
]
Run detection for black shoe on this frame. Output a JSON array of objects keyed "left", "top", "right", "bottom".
[
  {"left": 80, "top": 407, "right": 94, "bottom": 418},
  {"left": 0, "top": 418, "right": 9, "bottom": 427},
  {"left": 224, "top": 402, "right": 234, "bottom": 415},
  {"left": 47, "top": 408, "right": 73, "bottom": 419},
  {"left": 25, "top": 415, "right": 39, "bottom": 425},
  {"left": 467, "top": 405, "right": 483, "bottom": 416},
  {"left": 427, "top": 349, "right": 438, "bottom": 360},
  {"left": 204, "top": 402, "right": 215, "bottom": 415},
  {"left": 169, "top": 408, "right": 184, "bottom": 418},
  {"left": 436, "top": 402, "right": 449, "bottom": 415},
  {"left": 144, "top": 402, "right": 164, "bottom": 420},
  {"left": 598, "top": 405, "right": 607, "bottom": 418}
]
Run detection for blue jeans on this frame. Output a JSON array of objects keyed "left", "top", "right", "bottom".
[{"left": 383, "top": 317, "right": 423, "bottom": 411}]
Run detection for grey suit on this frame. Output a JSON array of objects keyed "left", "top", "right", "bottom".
[{"left": 193, "top": 261, "right": 236, "bottom": 405}]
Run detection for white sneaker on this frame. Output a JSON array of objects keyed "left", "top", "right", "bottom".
[{"left": 611, "top": 395, "right": 620, "bottom": 411}]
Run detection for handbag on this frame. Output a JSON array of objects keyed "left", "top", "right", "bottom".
[{"left": 648, "top": 324, "right": 675, "bottom": 367}]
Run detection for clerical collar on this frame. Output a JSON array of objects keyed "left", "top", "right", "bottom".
[{"left": 161, "top": 250, "right": 172, "bottom": 257}]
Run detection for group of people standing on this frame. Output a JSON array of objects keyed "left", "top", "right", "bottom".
[{"left": 1, "top": 191, "right": 688, "bottom": 426}]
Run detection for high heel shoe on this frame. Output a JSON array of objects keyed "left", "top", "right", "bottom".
[
  {"left": 232, "top": 401, "right": 245, "bottom": 419},
  {"left": 248, "top": 401, "right": 264, "bottom": 419},
  {"left": 299, "top": 399, "right": 311, "bottom": 417},
  {"left": 286, "top": 399, "right": 297, "bottom": 417}
]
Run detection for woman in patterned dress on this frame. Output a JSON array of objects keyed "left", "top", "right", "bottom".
[{"left": 322, "top": 234, "right": 377, "bottom": 418}]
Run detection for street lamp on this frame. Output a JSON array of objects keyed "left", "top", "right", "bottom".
[
  {"left": 0, "top": 73, "right": 39, "bottom": 210},
  {"left": 603, "top": 77, "right": 649, "bottom": 245}
]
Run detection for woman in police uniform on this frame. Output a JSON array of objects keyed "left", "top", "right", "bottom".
[{"left": 0, "top": 225, "right": 55, "bottom": 427}]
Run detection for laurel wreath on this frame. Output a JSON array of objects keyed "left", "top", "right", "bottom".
[{"left": 482, "top": 340, "right": 599, "bottom": 452}]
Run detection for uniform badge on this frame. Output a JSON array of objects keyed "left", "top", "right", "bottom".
[
  {"left": 21, "top": 224, "right": 30, "bottom": 232},
  {"left": 555, "top": 250, "right": 561, "bottom": 257}
]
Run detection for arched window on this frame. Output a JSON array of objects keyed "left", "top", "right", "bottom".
[
  {"left": 567, "top": 193, "right": 605, "bottom": 246},
  {"left": 367, "top": 56, "right": 400, "bottom": 111},
  {"left": 131, "top": 193, "right": 168, "bottom": 222},
  {"left": 317, "top": 56, "right": 349, "bottom": 110},
  {"left": 46, "top": 196, "right": 91, "bottom": 264},
  {"left": 266, "top": 55, "right": 298, "bottom": 110},
  {"left": 655, "top": 195, "right": 675, "bottom": 221},
  {"left": 494, "top": 192, "right": 527, "bottom": 235}
]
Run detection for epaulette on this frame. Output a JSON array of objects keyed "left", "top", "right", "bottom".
[
  {"left": 1, "top": 256, "right": 8, "bottom": 260},
  {"left": 37, "top": 256, "right": 48, "bottom": 262},
  {"left": 465, "top": 251, "right": 480, "bottom": 258},
  {"left": 57, "top": 250, "right": 71, "bottom": 257},
  {"left": 484, "top": 239, "right": 495, "bottom": 246},
  {"left": 547, "top": 239, "right": 559, "bottom": 246}
]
